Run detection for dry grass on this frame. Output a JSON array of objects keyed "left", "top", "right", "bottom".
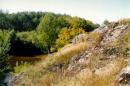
[
  {"left": 53, "top": 58, "right": 127, "bottom": 86},
  {"left": 118, "top": 18, "right": 130, "bottom": 25},
  {"left": 12, "top": 42, "right": 90, "bottom": 86},
  {"left": 12, "top": 36, "right": 128, "bottom": 86},
  {"left": 12, "top": 54, "right": 127, "bottom": 86},
  {"left": 54, "top": 42, "right": 90, "bottom": 64}
]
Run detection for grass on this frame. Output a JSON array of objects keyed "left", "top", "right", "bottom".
[
  {"left": 9, "top": 54, "right": 47, "bottom": 66},
  {"left": 12, "top": 56, "right": 126, "bottom": 86},
  {"left": 11, "top": 42, "right": 90, "bottom": 86},
  {"left": 12, "top": 44, "right": 128, "bottom": 86},
  {"left": 49, "top": 58, "right": 126, "bottom": 86},
  {"left": 11, "top": 31, "right": 129, "bottom": 86},
  {"left": 53, "top": 42, "right": 90, "bottom": 64},
  {"left": 9, "top": 54, "right": 47, "bottom": 75}
]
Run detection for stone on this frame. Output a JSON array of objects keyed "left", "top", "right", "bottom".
[
  {"left": 72, "top": 34, "right": 87, "bottom": 44},
  {"left": 116, "top": 66, "right": 130, "bottom": 86}
]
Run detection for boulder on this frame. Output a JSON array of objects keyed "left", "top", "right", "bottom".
[
  {"left": 72, "top": 34, "right": 87, "bottom": 44},
  {"left": 116, "top": 66, "right": 130, "bottom": 86}
]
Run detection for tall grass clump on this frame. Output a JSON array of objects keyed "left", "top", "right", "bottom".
[{"left": 12, "top": 61, "right": 31, "bottom": 75}]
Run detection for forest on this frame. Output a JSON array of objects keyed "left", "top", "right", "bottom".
[{"left": 0, "top": 11, "right": 98, "bottom": 75}]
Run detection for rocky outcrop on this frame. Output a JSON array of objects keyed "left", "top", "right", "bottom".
[
  {"left": 67, "top": 47, "right": 94, "bottom": 72},
  {"left": 68, "top": 24, "right": 130, "bottom": 73},
  {"left": 94, "top": 24, "right": 130, "bottom": 45},
  {"left": 116, "top": 65, "right": 130, "bottom": 86}
]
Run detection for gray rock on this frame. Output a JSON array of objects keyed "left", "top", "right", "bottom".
[
  {"left": 47, "top": 63, "right": 65, "bottom": 72},
  {"left": 72, "top": 34, "right": 87, "bottom": 44},
  {"left": 11, "top": 72, "right": 25, "bottom": 86},
  {"left": 92, "top": 24, "right": 130, "bottom": 46},
  {"left": 116, "top": 66, "right": 130, "bottom": 86}
]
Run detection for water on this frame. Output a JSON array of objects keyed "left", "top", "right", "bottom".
[{"left": 0, "top": 73, "right": 12, "bottom": 86}]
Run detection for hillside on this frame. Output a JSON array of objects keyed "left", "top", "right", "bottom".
[{"left": 10, "top": 22, "right": 130, "bottom": 86}]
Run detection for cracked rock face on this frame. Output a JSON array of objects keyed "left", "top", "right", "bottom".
[{"left": 95, "top": 24, "right": 130, "bottom": 45}]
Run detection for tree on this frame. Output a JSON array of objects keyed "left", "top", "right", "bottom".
[
  {"left": 103, "top": 20, "right": 110, "bottom": 26},
  {"left": 37, "top": 13, "right": 59, "bottom": 53},
  {"left": 0, "top": 11, "right": 44, "bottom": 31},
  {"left": 56, "top": 27, "right": 85, "bottom": 48},
  {"left": 0, "top": 30, "right": 15, "bottom": 74}
]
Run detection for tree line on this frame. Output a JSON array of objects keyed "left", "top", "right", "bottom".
[{"left": 0, "top": 11, "right": 98, "bottom": 32}]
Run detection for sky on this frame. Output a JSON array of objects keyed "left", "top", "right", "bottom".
[{"left": 0, "top": 0, "right": 130, "bottom": 23}]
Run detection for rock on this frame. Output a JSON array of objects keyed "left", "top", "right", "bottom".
[
  {"left": 72, "top": 34, "right": 87, "bottom": 44},
  {"left": 67, "top": 24, "right": 130, "bottom": 74},
  {"left": 48, "top": 63, "right": 64, "bottom": 72},
  {"left": 93, "top": 26, "right": 108, "bottom": 34},
  {"left": 11, "top": 72, "right": 25, "bottom": 86},
  {"left": 95, "top": 24, "right": 130, "bottom": 45},
  {"left": 116, "top": 66, "right": 130, "bottom": 86},
  {"left": 67, "top": 48, "right": 94, "bottom": 72}
]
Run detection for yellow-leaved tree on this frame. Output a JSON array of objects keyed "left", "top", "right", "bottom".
[{"left": 56, "top": 27, "right": 85, "bottom": 48}]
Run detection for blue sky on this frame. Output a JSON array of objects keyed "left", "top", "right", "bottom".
[{"left": 0, "top": 0, "right": 130, "bottom": 23}]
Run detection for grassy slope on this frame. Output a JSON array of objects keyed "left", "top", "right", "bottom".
[{"left": 11, "top": 29, "right": 130, "bottom": 86}]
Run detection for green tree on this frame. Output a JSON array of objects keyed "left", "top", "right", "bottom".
[
  {"left": 0, "top": 30, "right": 15, "bottom": 74},
  {"left": 103, "top": 20, "right": 110, "bottom": 25},
  {"left": 37, "top": 13, "right": 59, "bottom": 53}
]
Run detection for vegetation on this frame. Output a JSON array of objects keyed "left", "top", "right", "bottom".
[
  {"left": 103, "top": 20, "right": 110, "bottom": 26},
  {"left": 0, "top": 11, "right": 96, "bottom": 32},
  {"left": 0, "top": 11, "right": 44, "bottom": 31},
  {"left": 0, "top": 30, "right": 15, "bottom": 74},
  {"left": 37, "top": 13, "right": 59, "bottom": 53},
  {"left": 12, "top": 61, "right": 31, "bottom": 74},
  {"left": 0, "top": 11, "right": 97, "bottom": 55},
  {"left": 118, "top": 18, "right": 130, "bottom": 25},
  {"left": 0, "top": 11, "right": 97, "bottom": 77},
  {"left": 56, "top": 27, "right": 85, "bottom": 48}
]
